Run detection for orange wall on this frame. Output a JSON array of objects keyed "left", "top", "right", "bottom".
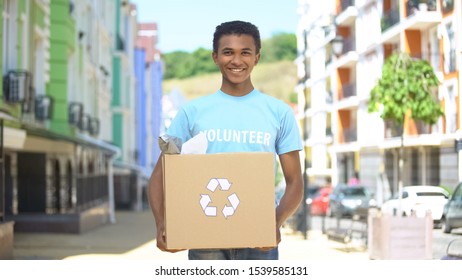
[
  {"left": 383, "top": 44, "right": 394, "bottom": 59},
  {"left": 383, "top": 0, "right": 391, "bottom": 11},
  {"left": 337, "top": 69, "right": 350, "bottom": 99},
  {"left": 404, "top": 30, "right": 421, "bottom": 56},
  {"left": 337, "top": 110, "right": 351, "bottom": 143},
  {"left": 338, "top": 26, "right": 350, "bottom": 38}
]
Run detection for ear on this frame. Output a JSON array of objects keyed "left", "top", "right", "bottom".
[
  {"left": 254, "top": 53, "right": 261, "bottom": 65},
  {"left": 212, "top": 52, "right": 218, "bottom": 64}
]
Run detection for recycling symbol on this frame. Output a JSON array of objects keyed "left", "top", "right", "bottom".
[{"left": 199, "top": 178, "right": 240, "bottom": 219}]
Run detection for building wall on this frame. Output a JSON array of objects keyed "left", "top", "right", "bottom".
[
  {"left": 49, "top": 0, "right": 75, "bottom": 135},
  {"left": 151, "top": 60, "right": 162, "bottom": 164},
  {"left": 0, "top": 0, "right": 4, "bottom": 94},
  {"left": 297, "top": 0, "right": 462, "bottom": 194},
  {"left": 359, "top": 148, "right": 382, "bottom": 191},
  {"left": 134, "top": 48, "right": 146, "bottom": 167},
  {"left": 440, "top": 146, "right": 458, "bottom": 189}
]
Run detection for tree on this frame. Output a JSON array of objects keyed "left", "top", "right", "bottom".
[
  {"left": 368, "top": 52, "right": 444, "bottom": 204},
  {"left": 260, "top": 32, "right": 297, "bottom": 63}
]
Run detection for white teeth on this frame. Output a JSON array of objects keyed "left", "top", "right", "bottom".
[{"left": 230, "top": 68, "right": 244, "bottom": 72}]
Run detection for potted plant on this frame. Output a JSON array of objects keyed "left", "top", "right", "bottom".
[{"left": 418, "top": 0, "right": 428, "bottom": 11}]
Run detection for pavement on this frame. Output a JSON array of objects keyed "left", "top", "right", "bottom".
[{"left": 11, "top": 210, "right": 370, "bottom": 260}]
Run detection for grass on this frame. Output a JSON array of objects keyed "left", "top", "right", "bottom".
[{"left": 162, "top": 60, "right": 298, "bottom": 103}]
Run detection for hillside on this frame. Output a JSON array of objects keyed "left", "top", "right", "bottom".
[{"left": 162, "top": 60, "right": 298, "bottom": 102}]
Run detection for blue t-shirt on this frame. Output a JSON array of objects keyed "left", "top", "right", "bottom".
[{"left": 166, "top": 89, "right": 302, "bottom": 155}]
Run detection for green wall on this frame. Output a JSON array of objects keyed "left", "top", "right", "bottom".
[
  {"left": 48, "top": 0, "right": 75, "bottom": 136},
  {"left": 113, "top": 113, "right": 123, "bottom": 159}
]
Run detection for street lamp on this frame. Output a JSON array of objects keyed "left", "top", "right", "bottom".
[{"left": 332, "top": 36, "right": 344, "bottom": 56}]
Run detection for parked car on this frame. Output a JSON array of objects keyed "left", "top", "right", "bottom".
[
  {"left": 381, "top": 185, "right": 449, "bottom": 226},
  {"left": 441, "top": 182, "right": 462, "bottom": 233},
  {"left": 327, "top": 184, "right": 376, "bottom": 218},
  {"left": 306, "top": 186, "right": 332, "bottom": 216}
]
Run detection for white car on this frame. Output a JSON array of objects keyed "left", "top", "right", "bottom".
[{"left": 381, "top": 186, "right": 449, "bottom": 223}]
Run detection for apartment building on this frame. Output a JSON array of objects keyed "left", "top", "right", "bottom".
[{"left": 296, "top": 0, "right": 460, "bottom": 200}]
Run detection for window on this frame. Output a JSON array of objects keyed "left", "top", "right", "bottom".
[
  {"left": 428, "top": 27, "right": 440, "bottom": 71},
  {"left": 443, "top": 22, "right": 456, "bottom": 73},
  {"left": 444, "top": 84, "right": 457, "bottom": 133},
  {"left": 453, "top": 185, "right": 462, "bottom": 202},
  {"left": 442, "top": 0, "right": 454, "bottom": 13},
  {"left": 416, "top": 192, "right": 448, "bottom": 198}
]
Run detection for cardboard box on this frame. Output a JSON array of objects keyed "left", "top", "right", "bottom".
[{"left": 163, "top": 152, "right": 276, "bottom": 250}]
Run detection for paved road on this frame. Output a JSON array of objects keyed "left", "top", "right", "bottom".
[
  {"left": 12, "top": 211, "right": 461, "bottom": 260},
  {"left": 12, "top": 211, "right": 369, "bottom": 260}
]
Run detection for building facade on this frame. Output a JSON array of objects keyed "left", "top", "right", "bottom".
[
  {"left": 1, "top": 0, "right": 164, "bottom": 259},
  {"left": 296, "top": 0, "right": 461, "bottom": 202}
]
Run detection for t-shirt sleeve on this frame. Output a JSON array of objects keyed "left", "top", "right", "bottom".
[
  {"left": 275, "top": 106, "right": 303, "bottom": 155},
  {"left": 165, "top": 107, "right": 192, "bottom": 144}
]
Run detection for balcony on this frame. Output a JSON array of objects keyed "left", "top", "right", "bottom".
[
  {"left": 442, "top": 0, "right": 454, "bottom": 13},
  {"left": 414, "top": 120, "right": 432, "bottom": 135},
  {"left": 342, "top": 127, "right": 357, "bottom": 143},
  {"left": 336, "top": 36, "right": 355, "bottom": 56},
  {"left": 336, "top": 0, "right": 357, "bottom": 27},
  {"left": 406, "top": 0, "right": 437, "bottom": 16},
  {"left": 76, "top": 113, "right": 100, "bottom": 136},
  {"left": 339, "top": 82, "right": 356, "bottom": 99},
  {"left": 88, "top": 117, "right": 100, "bottom": 136},
  {"left": 2, "top": 70, "right": 34, "bottom": 112},
  {"left": 404, "top": 0, "right": 441, "bottom": 30},
  {"left": 340, "top": 0, "right": 354, "bottom": 12},
  {"left": 69, "top": 102, "right": 84, "bottom": 127},
  {"left": 35, "top": 95, "right": 53, "bottom": 121},
  {"left": 79, "top": 114, "right": 91, "bottom": 131},
  {"left": 385, "top": 120, "right": 402, "bottom": 138},
  {"left": 381, "top": 7, "right": 400, "bottom": 32}
]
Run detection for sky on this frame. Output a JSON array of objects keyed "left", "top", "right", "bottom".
[{"left": 130, "top": 0, "right": 299, "bottom": 53}]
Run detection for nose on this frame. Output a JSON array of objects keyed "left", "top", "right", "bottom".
[{"left": 231, "top": 54, "right": 243, "bottom": 65}]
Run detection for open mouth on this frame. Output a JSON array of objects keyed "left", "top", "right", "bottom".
[{"left": 229, "top": 68, "right": 245, "bottom": 73}]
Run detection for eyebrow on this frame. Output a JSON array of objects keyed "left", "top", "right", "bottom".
[{"left": 221, "top": 47, "right": 254, "bottom": 52}]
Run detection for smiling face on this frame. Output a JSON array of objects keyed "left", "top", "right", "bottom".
[{"left": 212, "top": 34, "right": 260, "bottom": 96}]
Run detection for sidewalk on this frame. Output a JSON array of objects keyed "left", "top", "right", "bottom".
[{"left": 12, "top": 211, "right": 369, "bottom": 260}]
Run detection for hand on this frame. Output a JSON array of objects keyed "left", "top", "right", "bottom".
[{"left": 156, "top": 227, "right": 186, "bottom": 253}]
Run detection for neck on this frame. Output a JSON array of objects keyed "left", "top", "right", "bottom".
[{"left": 220, "top": 81, "right": 254, "bottom": 97}]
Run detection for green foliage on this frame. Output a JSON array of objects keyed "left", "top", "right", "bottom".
[
  {"left": 368, "top": 52, "right": 443, "bottom": 126},
  {"left": 162, "top": 48, "right": 216, "bottom": 79},
  {"left": 162, "top": 33, "right": 297, "bottom": 80},
  {"left": 439, "top": 185, "right": 453, "bottom": 196},
  {"left": 259, "top": 32, "right": 297, "bottom": 63},
  {"left": 288, "top": 92, "right": 298, "bottom": 104}
]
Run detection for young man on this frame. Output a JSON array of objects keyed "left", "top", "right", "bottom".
[{"left": 148, "top": 20, "right": 303, "bottom": 260}]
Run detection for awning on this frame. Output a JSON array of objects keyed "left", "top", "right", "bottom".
[{"left": 23, "top": 125, "right": 120, "bottom": 156}]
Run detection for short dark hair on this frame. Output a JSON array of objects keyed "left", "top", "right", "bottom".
[{"left": 212, "top": 20, "right": 261, "bottom": 54}]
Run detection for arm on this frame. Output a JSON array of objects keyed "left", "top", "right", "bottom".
[
  {"left": 147, "top": 155, "right": 183, "bottom": 253},
  {"left": 275, "top": 150, "right": 304, "bottom": 243}
]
